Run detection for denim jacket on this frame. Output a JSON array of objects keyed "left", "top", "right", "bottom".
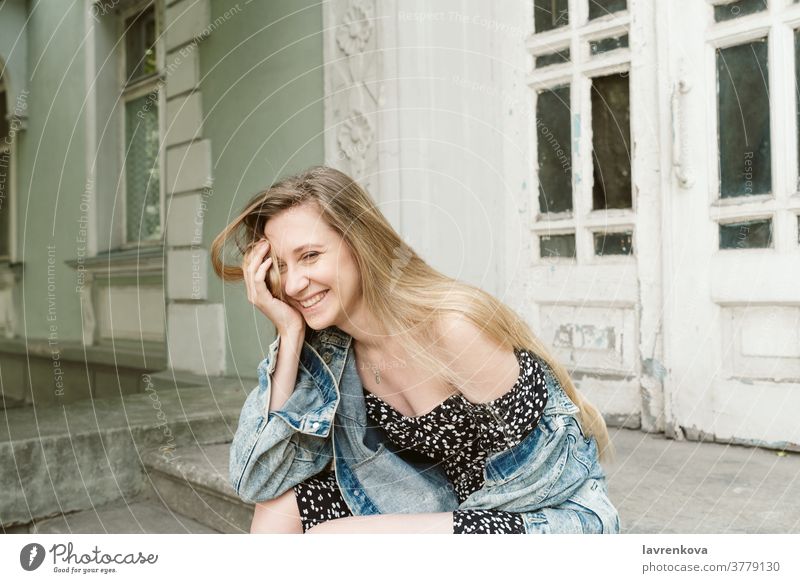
[{"left": 229, "top": 326, "right": 621, "bottom": 534}]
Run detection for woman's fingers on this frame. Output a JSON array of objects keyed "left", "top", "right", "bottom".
[
  {"left": 254, "top": 257, "right": 273, "bottom": 296},
  {"left": 244, "top": 240, "right": 274, "bottom": 306},
  {"left": 244, "top": 240, "right": 269, "bottom": 298}
]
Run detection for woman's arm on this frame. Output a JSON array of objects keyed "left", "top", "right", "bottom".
[
  {"left": 229, "top": 328, "right": 334, "bottom": 504},
  {"left": 267, "top": 325, "right": 304, "bottom": 412}
]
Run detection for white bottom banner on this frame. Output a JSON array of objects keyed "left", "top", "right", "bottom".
[{"left": 1, "top": 534, "right": 798, "bottom": 581}]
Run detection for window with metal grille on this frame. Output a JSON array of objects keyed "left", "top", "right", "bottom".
[{"left": 121, "top": 2, "right": 163, "bottom": 245}]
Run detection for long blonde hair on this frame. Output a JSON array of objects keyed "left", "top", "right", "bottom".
[{"left": 211, "top": 166, "right": 615, "bottom": 463}]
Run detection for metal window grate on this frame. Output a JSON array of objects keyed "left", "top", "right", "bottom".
[{"left": 124, "top": 93, "right": 161, "bottom": 242}]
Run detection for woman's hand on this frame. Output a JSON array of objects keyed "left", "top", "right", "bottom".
[{"left": 243, "top": 239, "right": 305, "bottom": 335}]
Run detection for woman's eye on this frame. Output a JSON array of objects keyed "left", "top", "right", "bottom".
[{"left": 302, "top": 251, "right": 320, "bottom": 261}]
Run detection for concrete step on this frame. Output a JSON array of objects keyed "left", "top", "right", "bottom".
[
  {"left": 142, "top": 443, "right": 253, "bottom": 534},
  {"left": 4, "top": 496, "right": 218, "bottom": 534},
  {"left": 0, "top": 381, "right": 253, "bottom": 528}
]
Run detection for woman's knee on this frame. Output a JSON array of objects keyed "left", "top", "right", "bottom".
[{"left": 250, "top": 487, "right": 303, "bottom": 534}]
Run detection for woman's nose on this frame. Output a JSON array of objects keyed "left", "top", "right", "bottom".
[{"left": 283, "top": 265, "right": 309, "bottom": 298}]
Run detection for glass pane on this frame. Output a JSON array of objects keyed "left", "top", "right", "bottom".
[
  {"left": 534, "top": 0, "right": 569, "bottom": 33},
  {"left": 717, "top": 39, "right": 771, "bottom": 198},
  {"left": 588, "top": 0, "right": 627, "bottom": 20},
  {"left": 125, "top": 6, "right": 157, "bottom": 82},
  {"left": 0, "top": 150, "right": 9, "bottom": 257},
  {"left": 719, "top": 219, "right": 772, "bottom": 249},
  {"left": 536, "top": 48, "right": 570, "bottom": 68},
  {"left": 540, "top": 234, "right": 576, "bottom": 258},
  {"left": 591, "top": 73, "right": 632, "bottom": 210},
  {"left": 590, "top": 34, "right": 629, "bottom": 56},
  {"left": 594, "top": 231, "right": 633, "bottom": 255},
  {"left": 537, "top": 85, "right": 573, "bottom": 214},
  {"left": 125, "top": 92, "right": 161, "bottom": 242},
  {"left": 714, "top": 0, "right": 767, "bottom": 22}
]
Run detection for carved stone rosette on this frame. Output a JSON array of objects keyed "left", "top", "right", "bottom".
[{"left": 323, "top": 0, "right": 382, "bottom": 192}]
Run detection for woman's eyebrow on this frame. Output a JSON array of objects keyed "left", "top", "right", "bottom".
[{"left": 290, "top": 243, "right": 322, "bottom": 254}]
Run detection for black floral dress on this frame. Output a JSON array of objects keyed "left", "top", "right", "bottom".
[{"left": 292, "top": 347, "right": 549, "bottom": 534}]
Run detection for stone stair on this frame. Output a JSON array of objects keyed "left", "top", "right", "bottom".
[
  {"left": 1, "top": 377, "right": 257, "bottom": 533},
  {"left": 141, "top": 443, "right": 253, "bottom": 533},
  {"left": 8, "top": 498, "right": 218, "bottom": 534}
]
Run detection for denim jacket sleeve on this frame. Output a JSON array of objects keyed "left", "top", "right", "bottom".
[{"left": 229, "top": 334, "right": 334, "bottom": 503}]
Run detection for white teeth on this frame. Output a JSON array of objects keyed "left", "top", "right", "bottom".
[{"left": 300, "top": 290, "right": 327, "bottom": 308}]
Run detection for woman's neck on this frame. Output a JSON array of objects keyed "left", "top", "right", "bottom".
[{"left": 334, "top": 301, "right": 391, "bottom": 351}]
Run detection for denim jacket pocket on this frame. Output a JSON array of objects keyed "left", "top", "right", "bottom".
[
  {"left": 350, "top": 442, "right": 388, "bottom": 470},
  {"left": 482, "top": 412, "right": 560, "bottom": 486}
]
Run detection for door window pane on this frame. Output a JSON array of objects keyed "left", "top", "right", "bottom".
[
  {"left": 540, "top": 234, "right": 576, "bottom": 258},
  {"left": 536, "top": 48, "right": 570, "bottom": 68},
  {"left": 591, "top": 73, "right": 632, "bottom": 210},
  {"left": 717, "top": 39, "right": 771, "bottom": 198},
  {"left": 714, "top": 0, "right": 767, "bottom": 23},
  {"left": 125, "top": 92, "right": 161, "bottom": 242},
  {"left": 537, "top": 85, "right": 573, "bottom": 214},
  {"left": 534, "top": 0, "right": 569, "bottom": 33},
  {"left": 125, "top": 6, "right": 157, "bottom": 83},
  {"left": 590, "top": 34, "right": 629, "bottom": 56},
  {"left": 719, "top": 219, "right": 772, "bottom": 249},
  {"left": 588, "top": 0, "right": 627, "bottom": 20},
  {"left": 594, "top": 231, "right": 633, "bottom": 255}
]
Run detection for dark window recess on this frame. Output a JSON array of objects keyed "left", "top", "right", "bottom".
[
  {"left": 717, "top": 39, "right": 771, "bottom": 198},
  {"left": 588, "top": 0, "right": 627, "bottom": 20},
  {"left": 540, "top": 234, "right": 576, "bottom": 258},
  {"left": 594, "top": 231, "right": 633, "bottom": 255},
  {"left": 590, "top": 34, "right": 629, "bottom": 56},
  {"left": 125, "top": 6, "right": 157, "bottom": 82},
  {"left": 536, "top": 49, "right": 570, "bottom": 68},
  {"left": 719, "top": 219, "right": 773, "bottom": 249},
  {"left": 537, "top": 85, "right": 573, "bottom": 214},
  {"left": 714, "top": 0, "right": 767, "bottom": 22},
  {"left": 591, "top": 73, "right": 632, "bottom": 210},
  {"left": 534, "top": 0, "right": 569, "bottom": 33},
  {"left": 0, "top": 89, "right": 8, "bottom": 140},
  {"left": 0, "top": 150, "right": 9, "bottom": 257}
]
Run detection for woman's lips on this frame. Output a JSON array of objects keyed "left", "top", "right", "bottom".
[{"left": 299, "top": 290, "right": 328, "bottom": 311}]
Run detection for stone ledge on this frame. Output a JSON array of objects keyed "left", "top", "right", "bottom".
[
  {"left": 0, "top": 338, "right": 168, "bottom": 371},
  {"left": 21, "top": 497, "right": 218, "bottom": 534}
]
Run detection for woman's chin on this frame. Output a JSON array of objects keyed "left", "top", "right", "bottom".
[{"left": 302, "top": 311, "right": 331, "bottom": 331}]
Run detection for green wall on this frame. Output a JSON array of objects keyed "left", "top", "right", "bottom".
[
  {"left": 199, "top": 0, "right": 325, "bottom": 377},
  {"left": 17, "top": 1, "right": 87, "bottom": 341}
]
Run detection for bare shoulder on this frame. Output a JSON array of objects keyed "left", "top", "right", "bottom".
[{"left": 432, "top": 313, "right": 520, "bottom": 404}]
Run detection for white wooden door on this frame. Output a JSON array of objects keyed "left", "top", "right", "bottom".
[
  {"left": 662, "top": 0, "right": 800, "bottom": 448},
  {"left": 521, "top": 0, "right": 664, "bottom": 431}
]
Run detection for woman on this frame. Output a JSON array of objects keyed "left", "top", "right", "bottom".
[{"left": 211, "top": 166, "right": 621, "bottom": 534}]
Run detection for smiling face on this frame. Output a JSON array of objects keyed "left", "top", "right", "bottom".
[{"left": 263, "top": 202, "right": 363, "bottom": 331}]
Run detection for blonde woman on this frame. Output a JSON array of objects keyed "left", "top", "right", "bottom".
[{"left": 211, "top": 166, "right": 621, "bottom": 534}]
